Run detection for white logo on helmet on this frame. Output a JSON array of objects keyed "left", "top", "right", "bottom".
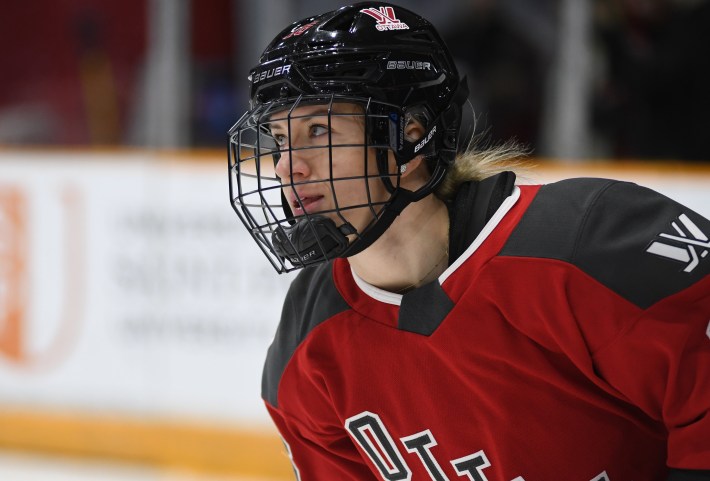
[
  {"left": 387, "top": 61, "right": 431, "bottom": 70},
  {"left": 414, "top": 126, "right": 437, "bottom": 153},
  {"left": 251, "top": 64, "right": 292, "bottom": 84}
]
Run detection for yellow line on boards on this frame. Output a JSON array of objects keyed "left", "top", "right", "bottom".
[{"left": 0, "top": 407, "right": 294, "bottom": 480}]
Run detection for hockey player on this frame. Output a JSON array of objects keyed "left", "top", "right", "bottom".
[{"left": 228, "top": 3, "right": 710, "bottom": 480}]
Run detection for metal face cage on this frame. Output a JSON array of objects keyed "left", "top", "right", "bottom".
[{"left": 228, "top": 94, "right": 404, "bottom": 273}]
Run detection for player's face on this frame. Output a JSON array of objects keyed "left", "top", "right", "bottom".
[{"left": 269, "top": 103, "right": 392, "bottom": 233}]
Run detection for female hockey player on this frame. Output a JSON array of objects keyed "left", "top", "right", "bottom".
[{"left": 228, "top": 3, "right": 710, "bottom": 480}]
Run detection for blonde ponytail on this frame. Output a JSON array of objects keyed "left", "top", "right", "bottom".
[{"left": 434, "top": 139, "right": 531, "bottom": 201}]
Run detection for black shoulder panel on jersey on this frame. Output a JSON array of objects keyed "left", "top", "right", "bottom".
[
  {"left": 398, "top": 280, "right": 455, "bottom": 336},
  {"left": 500, "top": 178, "right": 710, "bottom": 309},
  {"left": 262, "top": 262, "right": 350, "bottom": 407},
  {"left": 667, "top": 469, "right": 710, "bottom": 481},
  {"left": 501, "top": 178, "right": 617, "bottom": 261}
]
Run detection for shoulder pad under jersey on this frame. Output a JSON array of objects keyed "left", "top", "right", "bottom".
[{"left": 500, "top": 178, "right": 710, "bottom": 308}]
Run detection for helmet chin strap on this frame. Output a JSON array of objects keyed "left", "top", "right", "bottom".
[
  {"left": 343, "top": 150, "right": 449, "bottom": 258},
  {"left": 338, "top": 147, "right": 411, "bottom": 258},
  {"left": 341, "top": 187, "right": 417, "bottom": 257}
]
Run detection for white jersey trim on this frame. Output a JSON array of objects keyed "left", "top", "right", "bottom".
[
  {"left": 440, "top": 185, "right": 521, "bottom": 283},
  {"left": 351, "top": 186, "right": 521, "bottom": 306},
  {"left": 351, "top": 268, "right": 404, "bottom": 306}
]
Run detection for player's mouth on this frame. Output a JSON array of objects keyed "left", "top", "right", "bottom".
[{"left": 291, "top": 195, "right": 325, "bottom": 216}]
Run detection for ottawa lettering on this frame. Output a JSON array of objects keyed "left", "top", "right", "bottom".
[
  {"left": 344, "top": 410, "right": 612, "bottom": 481},
  {"left": 345, "top": 411, "right": 491, "bottom": 481}
]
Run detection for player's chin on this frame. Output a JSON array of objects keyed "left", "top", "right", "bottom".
[{"left": 291, "top": 204, "right": 373, "bottom": 234}]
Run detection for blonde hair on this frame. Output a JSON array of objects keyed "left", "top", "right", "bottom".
[{"left": 434, "top": 138, "right": 531, "bottom": 201}]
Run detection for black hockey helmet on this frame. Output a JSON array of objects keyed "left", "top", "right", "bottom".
[{"left": 228, "top": 2, "right": 468, "bottom": 273}]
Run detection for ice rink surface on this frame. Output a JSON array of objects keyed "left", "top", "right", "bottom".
[{"left": 0, "top": 451, "right": 285, "bottom": 481}]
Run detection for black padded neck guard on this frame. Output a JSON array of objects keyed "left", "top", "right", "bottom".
[{"left": 447, "top": 171, "right": 516, "bottom": 263}]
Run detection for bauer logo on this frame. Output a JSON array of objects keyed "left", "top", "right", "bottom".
[
  {"left": 251, "top": 64, "right": 291, "bottom": 84},
  {"left": 386, "top": 61, "right": 432, "bottom": 70},
  {"left": 414, "top": 126, "right": 436, "bottom": 153},
  {"left": 360, "top": 7, "right": 409, "bottom": 31},
  {"left": 646, "top": 213, "right": 709, "bottom": 273}
]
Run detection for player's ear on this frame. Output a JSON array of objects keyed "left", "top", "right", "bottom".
[
  {"left": 399, "top": 156, "right": 424, "bottom": 178},
  {"left": 398, "top": 117, "right": 428, "bottom": 177},
  {"left": 385, "top": 116, "right": 429, "bottom": 180},
  {"left": 404, "top": 119, "right": 426, "bottom": 144}
]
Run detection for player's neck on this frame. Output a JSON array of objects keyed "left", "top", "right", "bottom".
[{"left": 349, "top": 195, "right": 449, "bottom": 293}]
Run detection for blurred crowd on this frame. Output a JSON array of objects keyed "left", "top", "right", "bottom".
[
  {"left": 593, "top": 0, "right": 710, "bottom": 161},
  {"left": 0, "top": 0, "right": 708, "bottom": 161}
]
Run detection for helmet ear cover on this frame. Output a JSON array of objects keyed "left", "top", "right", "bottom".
[{"left": 372, "top": 76, "right": 469, "bottom": 197}]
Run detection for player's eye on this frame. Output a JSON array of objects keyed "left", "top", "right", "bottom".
[
  {"left": 309, "top": 124, "right": 328, "bottom": 138},
  {"left": 273, "top": 133, "right": 287, "bottom": 147}
]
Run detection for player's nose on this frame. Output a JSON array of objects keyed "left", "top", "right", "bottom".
[{"left": 274, "top": 147, "right": 311, "bottom": 181}]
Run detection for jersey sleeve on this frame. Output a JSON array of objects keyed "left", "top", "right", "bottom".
[
  {"left": 576, "top": 182, "right": 710, "bottom": 469},
  {"left": 261, "top": 263, "right": 375, "bottom": 480}
]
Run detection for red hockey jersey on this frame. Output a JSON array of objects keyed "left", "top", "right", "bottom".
[{"left": 262, "top": 178, "right": 710, "bottom": 481}]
